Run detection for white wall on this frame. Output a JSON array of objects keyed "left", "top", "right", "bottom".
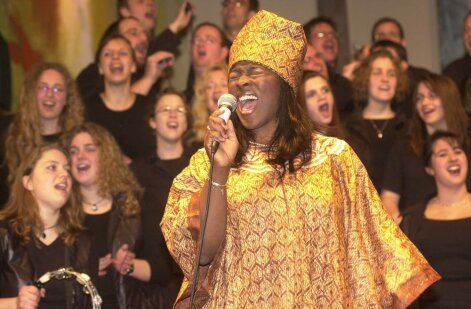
[{"left": 346, "top": 0, "right": 440, "bottom": 72}]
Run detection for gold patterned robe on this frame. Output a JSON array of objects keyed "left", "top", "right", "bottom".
[{"left": 161, "top": 134, "right": 440, "bottom": 308}]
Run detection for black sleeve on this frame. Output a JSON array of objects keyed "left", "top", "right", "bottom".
[
  {"left": 148, "top": 28, "right": 181, "bottom": 54},
  {"left": 381, "top": 139, "right": 405, "bottom": 195}
]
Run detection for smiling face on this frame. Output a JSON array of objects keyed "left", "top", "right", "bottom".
[
  {"left": 119, "top": 18, "right": 149, "bottom": 66},
  {"left": 205, "top": 69, "right": 228, "bottom": 112},
  {"left": 23, "top": 149, "right": 71, "bottom": 211},
  {"left": 36, "top": 69, "right": 67, "bottom": 123},
  {"left": 191, "top": 25, "right": 228, "bottom": 75},
  {"left": 415, "top": 82, "right": 446, "bottom": 132},
  {"left": 229, "top": 61, "right": 281, "bottom": 140},
  {"left": 99, "top": 38, "right": 136, "bottom": 85},
  {"left": 120, "top": 0, "right": 156, "bottom": 32},
  {"left": 368, "top": 56, "right": 397, "bottom": 105},
  {"left": 70, "top": 132, "right": 99, "bottom": 189},
  {"left": 308, "top": 22, "right": 338, "bottom": 65},
  {"left": 150, "top": 93, "right": 188, "bottom": 145},
  {"left": 304, "top": 76, "right": 334, "bottom": 125},
  {"left": 426, "top": 138, "right": 468, "bottom": 188}
]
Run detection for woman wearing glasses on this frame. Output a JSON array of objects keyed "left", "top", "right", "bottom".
[
  {"left": 3, "top": 62, "right": 84, "bottom": 206},
  {"left": 131, "top": 89, "right": 192, "bottom": 308},
  {"left": 84, "top": 34, "right": 153, "bottom": 163}
]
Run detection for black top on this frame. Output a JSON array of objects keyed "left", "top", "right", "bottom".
[
  {"left": 130, "top": 150, "right": 192, "bottom": 308},
  {"left": 28, "top": 237, "right": 67, "bottom": 309},
  {"left": 401, "top": 206, "right": 471, "bottom": 307},
  {"left": 77, "top": 28, "right": 180, "bottom": 99},
  {"left": 382, "top": 137, "right": 436, "bottom": 212},
  {"left": 85, "top": 211, "right": 118, "bottom": 309},
  {"left": 327, "top": 66, "right": 354, "bottom": 120},
  {"left": 84, "top": 93, "right": 154, "bottom": 161},
  {"left": 344, "top": 112, "right": 406, "bottom": 192},
  {"left": 443, "top": 54, "right": 471, "bottom": 100}
]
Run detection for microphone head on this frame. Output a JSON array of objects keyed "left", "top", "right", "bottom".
[{"left": 217, "top": 93, "right": 237, "bottom": 112}]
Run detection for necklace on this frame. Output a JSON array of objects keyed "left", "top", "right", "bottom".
[
  {"left": 433, "top": 194, "right": 471, "bottom": 208},
  {"left": 369, "top": 119, "right": 390, "bottom": 139},
  {"left": 41, "top": 224, "right": 58, "bottom": 239},
  {"left": 249, "top": 141, "right": 272, "bottom": 149},
  {"left": 83, "top": 198, "right": 105, "bottom": 211}
]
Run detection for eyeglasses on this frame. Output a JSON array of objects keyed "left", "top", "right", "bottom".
[
  {"left": 222, "top": 0, "right": 247, "bottom": 8},
  {"left": 156, "top": 106, "right": 186, "bottom": 115},
  {"left": 312, "top": 31, "right": 339, "bottom": 40},
  {"left": 36, "top": 84, "right": 65, "bottom": 95},
  {"left": 192, "top": 36, "right": 221, "bottom": 46}
]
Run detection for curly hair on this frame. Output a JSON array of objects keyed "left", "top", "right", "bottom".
[
  {"left": 4, "top": 62, "right": 84, "bottom": 185},
  {"left": 232, "top": 76, "right": 314, "bottom": 178},
  {"left": 0, "top": 144, "right": 84, "bottom": 246},
  {"left": 351, "top": 49, "right": 408, "bottom": 110},
  {"left": 409, "top": 72, "right": 469, "bottom": 157},
  {"left": 298, "top": 70, "right": 345, "bottom": 139},
  {"left": 189, "top": 64, "right": 228, "bottom": 145},
  {"left": 67, "top": 123, "right": 141, "bottom": 217}
]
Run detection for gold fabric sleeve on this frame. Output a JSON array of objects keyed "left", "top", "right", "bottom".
[{"left": 161, "top": 135, "right": 440, "bottom": 308}]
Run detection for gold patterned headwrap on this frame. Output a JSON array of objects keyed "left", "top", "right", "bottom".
[{"left": 229, "top": 10, "right": 307, "bottom": 93}]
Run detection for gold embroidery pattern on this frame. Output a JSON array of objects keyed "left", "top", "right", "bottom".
[{"left": 161, "top": 135, "right": 439, "bottom": 308}]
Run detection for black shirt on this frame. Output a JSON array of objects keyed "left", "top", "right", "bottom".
[
  {"left": 382, "top": 137, "right": 436, "bottom": 212},
  {"left": 344, "top": 112, "right": 406, "bottom": 192},
  {"left": 84, "top": 93, "right": 154, "bottom": 161},
  {"left": 130, "top": 150, "right": 192, "bottom": 308},
  {"left": 443, "top": 54, "right": 471, "bottom": 99},
  {"left": 85, "top": 211, "right": 118, "bottom": 309},
  {"left": 28, "top": 237, "right": 67, "bottom": 309}
]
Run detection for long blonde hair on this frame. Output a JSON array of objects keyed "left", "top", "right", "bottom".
[
  {"left": 67, "top": 123, "right": 141, "bottom": 217},
  {"left": 4, "top": 62, "right": 84, "bottom": 184},
  {"left": 0, "top": 144, "right": 84, "bottom": 245},
  {"left": 188, "top": 64, "right": 228, "bottom": 145}
]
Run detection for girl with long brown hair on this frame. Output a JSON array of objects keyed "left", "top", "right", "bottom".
[
  {"left": 67, "top": 122, "right": 152, "bottom": 308},
  {"left": 0, "top": 144, "right": 95, "bottom": 308},
  {"left": 3, "top": 62, "right": 84, "bottom": 205}
]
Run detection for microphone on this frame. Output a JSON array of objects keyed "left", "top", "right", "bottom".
[{"left": 211, "top": 93, "right": 237, "bottom": 154}]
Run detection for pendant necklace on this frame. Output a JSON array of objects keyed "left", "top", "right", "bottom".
[
  {"left": 41, "top": 224, "right": 58, "bottom": 239},
  {"left": 83, "top": 198, "right": 105, "bottom": 211},
  {"left": 369, "top": 119, "right": 390, "bottom": 139}
]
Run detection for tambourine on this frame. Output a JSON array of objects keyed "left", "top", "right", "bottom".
[{"left": 34, "top": 267, "right": 102, "bottom": 309}]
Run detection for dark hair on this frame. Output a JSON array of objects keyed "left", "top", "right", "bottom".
[
  {"left": 409, "top": 72, "right": 469, "bottom": 157},
  {"left": 303, "top": 16, "right": 337, "bottom": 41},
  {"left": 95, "top": 33, "right": 136, "bottom": 66},
  {"left": 117, "top": 0, "right": 128, "bottom": 10},
  {"left": 192, "top": 22, "right": 230, "bottom": 48},
  {"left": 298, "top": 70, "right": 345, "bottom": 139},
  {"left": 248, "top": 0, "right": 259, "bottom": 11},
  {"left": 371, "top": 17, "right": 405, "bottom": 42},
  {"left": 424, "top": 131, "right": 462, "bottom": 166},
  {"left": 371, "top": 39, "right": 408, "bottom": 62},
  {"left": 232, "top": 74, "right": 314, "bottom": 179}
]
